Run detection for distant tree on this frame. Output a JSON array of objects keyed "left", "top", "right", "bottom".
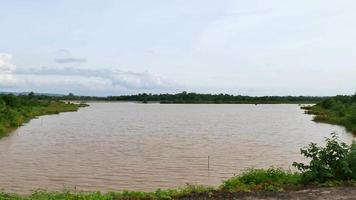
[
  {"left": 28, "top": 91, "right": 35, "bottom": 98},
  {"left": 352, "top": 93, "right": 356, "bottom": 103}
]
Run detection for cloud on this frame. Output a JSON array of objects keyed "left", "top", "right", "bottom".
[
  {"left": 55, "top": 58, "right": 87, "bottom": 64},
  {"left": 0, "top": 54, "right": 180, "bottom": 95},
  {"left": 0, "top": 53, "right": 17, "bottom": 88},
  {"left": 8, "top": 66, "right": 180, "bottom": 95}
]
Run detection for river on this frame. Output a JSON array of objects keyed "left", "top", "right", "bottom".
[{"left": 0, "top": 103, "right": 354, "bottom": 194}]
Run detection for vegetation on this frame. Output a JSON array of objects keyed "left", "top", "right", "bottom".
[
  {"left": 0, "top": 134, "right": 354, "bottom": 199},
  {"left": 59, "top": 91, "right": 327, "bottom": 104},
  {"left": 303, "top": 94, "right": 356, "bottom": 134},
  {"left": 222, "top": 134, "right": 356, "bottom": 193},
  {"left": 0, "top": 93, "right": 87, "bottom": 138},
  {"left": 220, "top": 168, "right": 302, "bottom": 192},
  {"left": 0, "top": 185, "right": 213, "bottom": 200},
  {"left": 293, "top": 133, "right": 356, "bottom": 183}
]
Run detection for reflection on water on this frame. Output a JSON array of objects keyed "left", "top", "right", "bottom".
[{"left": 0, "top": 103, "right": 354, "bottom": 194}]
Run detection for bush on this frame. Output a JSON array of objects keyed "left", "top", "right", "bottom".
[
  {"left": 346, "top": 142, "right": 356, "bottom": 179},
  {"left": 0, "top": 126, "right": 6, "bottom": 137},
  {"left": 303, "top": 94, "right": 356, "bottom": 134},
  {"left": 0, "top": 94, "right": 86, "bottom": 136},
  {"left": 293, "top": 133, "right": 355, "bottom": 183},
  {"left": 221, "top": 168, "right": 301, "bottom": 192}
]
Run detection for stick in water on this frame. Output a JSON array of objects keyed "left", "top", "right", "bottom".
[{"left": 208, "top": 156, "right": 210, "bottom": 169}]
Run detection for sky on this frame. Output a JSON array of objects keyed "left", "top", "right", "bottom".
[{"left": 0, "top": 0, "right": 356, "bottom": 96}]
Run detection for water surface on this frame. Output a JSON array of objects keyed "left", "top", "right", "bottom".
[{"left": 0, "top": 103, "right": 354, "bottom": 194}]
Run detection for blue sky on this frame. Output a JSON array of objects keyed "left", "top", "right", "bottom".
[{"left": 0, "top": 0, "right": 356, "bottom": 96}]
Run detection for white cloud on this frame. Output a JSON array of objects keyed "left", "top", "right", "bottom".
[
  {"left": 0, "top": 53, "right": 17, "bottom": 88},
  {"left": 2, "top": 1, "right": 356, "bottom": 96},
  {"left": 0, "top": 54, "right": 181, "bottom": 95},
  {"left": 7, "top": 65, "right": 181, "bottom": 95},
  {"left": 55, "top": 58, "right": 87, "bottom": 64}
]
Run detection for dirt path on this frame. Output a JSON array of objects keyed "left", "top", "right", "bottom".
[{"left": 179, "top": 187, "right": 356, "bottom": 200}]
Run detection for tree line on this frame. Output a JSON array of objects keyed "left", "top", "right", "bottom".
[{"left": 61, "top": 91, "right": 328, "bottom": 104}]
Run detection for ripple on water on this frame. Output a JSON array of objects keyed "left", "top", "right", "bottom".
[{"left": 0, "top": 103, "right": 354, "bottom": 194}]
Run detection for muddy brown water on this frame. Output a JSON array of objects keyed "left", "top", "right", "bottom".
[{"left": 0, "top": 103, "right": 354, "bottom": 194}]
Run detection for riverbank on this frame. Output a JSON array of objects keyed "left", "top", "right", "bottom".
[
  {"left": 302, "top": 94, "right": 356, "bottom": 134},
  {"left": 0, "top": 173, "right": 355, "bottom": 200},
  {"left": 0, "top": 94, "right": 88, "bottom": 138}
]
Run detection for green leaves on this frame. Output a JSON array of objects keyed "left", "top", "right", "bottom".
[
  {"left": 293, "top": 133, "right": 355, "bottom": 183},
  {"left": 0, "top": 94, "right": 85, "bottom": 138},
  {"left": 221, "top": 168, "right": 301, "bottom": 192},
  {"left": 307, "top": 94, "right": 356, "bottom": 134}
]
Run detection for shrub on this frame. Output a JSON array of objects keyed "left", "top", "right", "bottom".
[
  {"left": 293, "top": 133, "right": 355, "bottom": 183},
  {"left": 303, "top": 94, "right": 356, "bottom": 134},
  {"left": 221, "top": 168, "right": 301, "bottom": 192},
  {"left": 0, "top": 94, "right": 85, "bottom": 136},
  {"left": 346, "top": 142, "right": 356, "bottom": 179},
  {"left": 0, "top": 126, "right": 5, "bottom": 136}
]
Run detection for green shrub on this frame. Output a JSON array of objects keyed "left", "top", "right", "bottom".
[
  {"left": 346, "top": 142, "right": 356, "bottom": 179},
  {"left": 0, "top": 185, "right": 213, "bottom": 200},
  {"left": 305, "top": 94, "right": 356, "bottom": 134},
  {"left": 293, "top": 133, "right": 355, "bottom": 183},
  {"left": 0, "top": 94, "right": 86, "bottom": 137},
  {"left": 221, "top": 168, "right": 301, "bottom": 192},
  {"left": 0, "top": 126, "right": 6, "bottom": 137}
]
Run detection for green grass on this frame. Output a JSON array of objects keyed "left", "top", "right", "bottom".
[
  {"left": 220, "top": 168, "right": 302, "bottom": 192},
  {"left": 0, "top": 185, "right": 214, "bottom": 200},
  {"left": 302, "top": 94, "right": 356, "bottom": 134},
  {"left": 0, "top": 94, "right": 88, "bottom": 138}
]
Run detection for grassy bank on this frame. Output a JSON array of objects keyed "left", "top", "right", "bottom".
[
  {"left": 0, "top": 134, "right": 355, "bottom": 200},
  {"left": 0, "top": 172, "right": 354, "bottom": 200},
  {"left": 302, "top": 94, "right": 356, "bottom": 134},
  {"left": 0, "top": 94, "right": 88, "bottom": 138}
]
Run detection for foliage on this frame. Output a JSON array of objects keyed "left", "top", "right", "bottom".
[
  {"left": 220, "top": 168, "right": 301, "bottom": 192},
  {"left": 347, "top": 142, "right": 356, "bottom": 179},
  {"left": 303, "top": 93, "right": 356, "bottom": 134},
  {"left": 0, "top": 185, "right": 213, "bottom": 200},
  {"left": 0, "top": 93, "right": 87, "bottom": 138},
  {"left": 59, "top": 91, "right": 327, "bottom": 104},
  {"left": 293, "top": 133, "right": 356, "bottom": 183}
]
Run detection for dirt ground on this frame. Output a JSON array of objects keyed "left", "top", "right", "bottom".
[{"left": 178, "top": 187, "right": 356, "bottom": 200}]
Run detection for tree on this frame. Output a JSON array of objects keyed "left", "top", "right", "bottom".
[
  {"left": 293, "top": 133, "right": 355, "bottom": 182},
  {"left": 28, "top": 91, "right": 35, "bottom": 98}
]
